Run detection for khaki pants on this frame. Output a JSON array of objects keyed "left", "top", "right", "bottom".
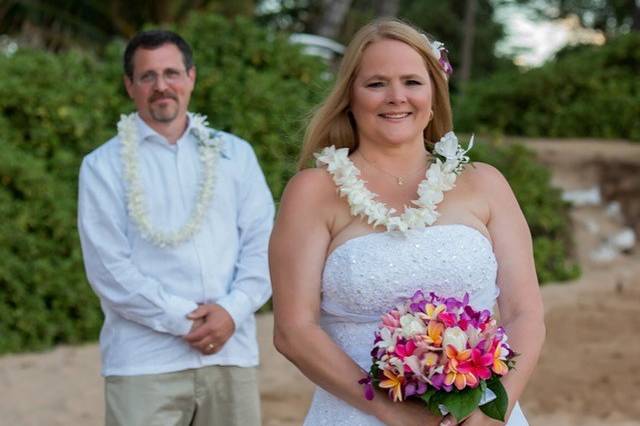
[{"left": 105, "top": 365, "right": 260, "bottom": 426}]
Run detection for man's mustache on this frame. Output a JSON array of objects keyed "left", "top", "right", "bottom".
[{"left": 149, "top": 92, "right": 178, "bottom": 103}]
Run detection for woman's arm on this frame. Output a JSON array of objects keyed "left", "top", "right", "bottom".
[
  {"left": 466, "top": 163, "right": 546, "bottom": 424},
  {"left": 270, "top": 169, "right": 445, "bottom": 426}
]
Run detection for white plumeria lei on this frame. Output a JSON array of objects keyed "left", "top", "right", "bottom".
[
  {"left": 118, "top": 113, "right": 222, "bottom": 248},
  {"left": 314, "top": 131, "right": 474, "bottom": 234}
]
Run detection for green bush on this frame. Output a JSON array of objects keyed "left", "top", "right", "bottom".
[
  {"left": 0, "top": 51, "right": 127, "bottom": 353},
  {"left": 455, "top": 33, "right": 640, "bottom": 141},
  {"left": 0, "top": 13, "right": 327, "bottom": 354},
  {"left": 470, "top": 140, "right": 580, "bottom": 283},
  {"left": 184, "top": 15, "right": 330, "bottom": 198}
]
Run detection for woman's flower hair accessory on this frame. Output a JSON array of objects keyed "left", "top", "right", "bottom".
[{"left": 422, "top": 35, "right": 453, "bottom": 77}]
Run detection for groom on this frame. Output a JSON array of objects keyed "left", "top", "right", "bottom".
[{"left": 78, "top": 30, "right": 274, "bottom": 425}]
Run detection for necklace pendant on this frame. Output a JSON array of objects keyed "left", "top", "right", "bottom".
[{"left": 397, "top": 177, "right": 405, "bottom": 185}]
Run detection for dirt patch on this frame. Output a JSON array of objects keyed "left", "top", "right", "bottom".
[
  {"left": 599, "top": 161, "right": 640, "bottom": 235},
  {"left": 521, "top": 263, "right": 640, "bottom": 425}
]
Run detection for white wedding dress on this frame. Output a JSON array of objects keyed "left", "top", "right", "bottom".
[{"left": 303, "top": 224, "right": 528, "bottom": 425}]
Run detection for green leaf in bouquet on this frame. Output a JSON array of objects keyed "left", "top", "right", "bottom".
[
  {"left": 420, "top": 388, "right": 436, "bottom": 405},
  {"left": 440, "top": 386, "right": 483, "bottom": 422},
  {"left": 369, "top": 362, "right": 381, "bottom": 386},
  {"left": 426, "top": 391, "right": 447, "bottom": 417},
  {"left": 479, "top": 378, "right": 509, "bottom": 421}
]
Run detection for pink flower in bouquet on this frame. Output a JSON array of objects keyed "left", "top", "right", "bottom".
[
  {"left": 458, "top": 347, "right": 494, "bottom": 382},
  {"left": 381, "top": 311, "right": 401, "bottom": 329},
  {"left": 394, "top": 340, "right": 417, "bottom": 360}
]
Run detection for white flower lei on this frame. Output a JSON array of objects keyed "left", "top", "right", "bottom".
[
  {"left": 314, "top": 132, "right": 474, "bottom": 233},
  {"left": 118, "top": 113, "right": 222, "bottom": 248}
]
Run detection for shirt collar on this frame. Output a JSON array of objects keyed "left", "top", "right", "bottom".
[{"left": 134, "top": 112, "right": 230, "bottom": 158}]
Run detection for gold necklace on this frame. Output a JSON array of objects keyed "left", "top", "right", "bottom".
[{"left": 356, "top": 151, "right": 428, "bottom": 186}]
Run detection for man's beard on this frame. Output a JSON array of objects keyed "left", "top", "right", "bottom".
[{"left": 148, "top": 92, "right": 179, "bottom": 123}]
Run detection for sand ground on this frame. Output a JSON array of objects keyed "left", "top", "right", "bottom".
[{"left": 2, "top": 139, "right": 639, "bottom": 426}]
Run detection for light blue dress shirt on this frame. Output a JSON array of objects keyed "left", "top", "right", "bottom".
[{"left": 78, "top": 113, "right": 274, "bottom": 376}]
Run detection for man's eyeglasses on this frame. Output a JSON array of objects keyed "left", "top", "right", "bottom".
[{"left": 135, "top": 69, "right": 187, "bottom": 86}]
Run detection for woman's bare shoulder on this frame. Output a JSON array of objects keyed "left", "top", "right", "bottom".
[
  {"left": 276, "top": 167, "right": 341, "bottom": 228},
  {"left": 281, "top": 167, "right": 337, "bottom": 203},
  {"left": 461, "top": 161, "right": 512, "bottom": 195}
]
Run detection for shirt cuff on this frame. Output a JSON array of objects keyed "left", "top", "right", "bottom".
[
  {"left": 164, "top": 299, "right": 200, "bottom": 336},
  {"left": 216, "top": 290, "right": 254, "bottom": 329}
]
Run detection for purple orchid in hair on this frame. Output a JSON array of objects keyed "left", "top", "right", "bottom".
[
  {"left": 438, "top": 47, "right": 453, "bottom": 76},
  {"left": 426, "top": 38, "right": 454, "bottom": 77}
]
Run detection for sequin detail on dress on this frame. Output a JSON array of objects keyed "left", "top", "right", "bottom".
[{"left": 302, "top": 225, "right": 529, "bottom": 426}]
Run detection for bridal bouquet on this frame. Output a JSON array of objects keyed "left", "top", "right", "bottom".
[{"left": 360, "top": 291, "right": 516, "bottom": 422}]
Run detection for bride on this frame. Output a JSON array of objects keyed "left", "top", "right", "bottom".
[{"left": 269, "top": 19, "right": 545, "bottom": 426}]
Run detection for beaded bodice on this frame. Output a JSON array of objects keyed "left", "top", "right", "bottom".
[{"left": 320, "top": 224, "right": 499, "bottom": 368}]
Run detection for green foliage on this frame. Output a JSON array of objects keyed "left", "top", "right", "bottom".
[
  {"left": 0, "top": 12, "right": 327, "bottom": 354},
  {"left": 480, "top": 377, "right": 508, "bottom": 421},
  {"left": 455, "top": 33, "right": 640, "bottom": 141},
  {"left": 0, "top": 50, "right": 127, "bottom": 353},
  {"left": 471, "top": 141, "right": 580, "bottom": 284},
  {"left": 398, "top": 0, "right": 517, "bottom": 83},
  {"left": 183, "top": 14, "right": 329, "bottom": 198},
  {"left": 431, "top": 386, "right": 483, "bottom": 422},
  {"left": 0, "top": 0, "right": 245, "bottom": 51}
]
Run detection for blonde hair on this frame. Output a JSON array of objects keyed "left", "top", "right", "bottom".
[{"left": 298, "top": 18, "right": 453, "bottom": 169}]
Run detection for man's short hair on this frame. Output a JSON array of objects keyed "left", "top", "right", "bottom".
[{"left": 123, "top": 30, "right": 194, "bottom": 79}]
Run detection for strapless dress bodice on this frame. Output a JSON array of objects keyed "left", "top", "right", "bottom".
[{"left": 320, "top": 224, "right": 499, "bottom": 368}]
